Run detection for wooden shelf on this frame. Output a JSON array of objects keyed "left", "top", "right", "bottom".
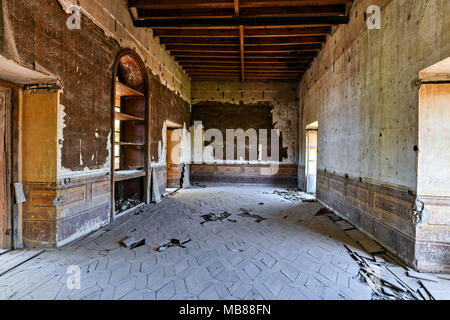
[
  {"left": 115, "top": 142, "right": 145, "bottom": 147},
  {"left": 114, "top": 170, "right": 146, "bottom": 182},
  {"left": 116, "top": 82, "right": 144, "bottom": 97},
  {"left": 115, "top": 111, "right": 145, "bottom": 122}
]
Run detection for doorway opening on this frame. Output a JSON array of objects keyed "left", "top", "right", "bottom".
[
  {"left": 416, "top": 57, "right": 450, "bottom": 271},
  {"left": 0, "top": 85, "right": 12, "bottom": 252},
  {"left": 166, "top": 121, "right": 183, "bottom": 194},
  {"left": 305, "top": 121, "right": 318, "bottom": 194},
  {"left": 112, "top": 51, "right": 149, "bottom": 217}
]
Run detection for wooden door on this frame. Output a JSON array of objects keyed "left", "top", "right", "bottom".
[{"left": 166, "top": 128, "right": 182, "bottom": 188}]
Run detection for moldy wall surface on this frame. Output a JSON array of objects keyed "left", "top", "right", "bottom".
[{"left": 298, "top": 0, "right": 450, "bottom": 271}]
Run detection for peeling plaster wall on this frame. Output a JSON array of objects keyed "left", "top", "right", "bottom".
[
  {"left": 192, "top": 80, "right": 299, "bottom": 164},
  {"left": 1, "top": 0, "right": 191, "bottom": 246},
  {"left": 55, "top": 0, "right": 191, "bottom": 100},
  {"left": 298, "top": 0, "right": 450, "bottom": 271}
]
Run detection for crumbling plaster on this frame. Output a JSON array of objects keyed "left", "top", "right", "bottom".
[{"left": 56, "top": 0, "right": 191, "bottom": 101}]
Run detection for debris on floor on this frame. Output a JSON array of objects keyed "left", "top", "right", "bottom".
[
  {"left": 120, "top": 236, "right": 146, "bottom": 249},
  {"left": 115, "top": 196, "right": 142, "bottom": 213},
  {"left": 315, "top": 207, "right": 334, "bottom": 216},
  {"left": 239, "top": 208, "right": 266, "bottom": 223},
  {"left": 273, "top": 188, "right": 317, "bottom": 202},
  {"left": 155, "top": 238, "right": 192, "bottom": 252},
  {"left": 200, "top": 212, "right": 231, "bottom": 225},
  {"left": 165, "top": 188, "right": 180, "bottom": 197},
  {"left": 358, "top": 238, "right": 386, "bottom": 254},
  {"left": 192, "top": 182, "right": 207, "bottom": 188},
  {"left": 344, "top": 242, "right": 442, "bottom": 300}
]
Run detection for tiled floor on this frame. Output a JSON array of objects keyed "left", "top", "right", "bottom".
[{"left": 0, "top": 184, "right": 449, "bottom": 300}]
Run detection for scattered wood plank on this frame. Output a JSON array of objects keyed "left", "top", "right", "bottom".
[{"left": 0, "top": 249, "right": 45, "bottom": 277}]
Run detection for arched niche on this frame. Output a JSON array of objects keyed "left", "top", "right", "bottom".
[{"left": 111, "top": 50, "right": 149, "bottom": 218}]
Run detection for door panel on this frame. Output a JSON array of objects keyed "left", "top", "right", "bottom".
[{"left": 167, "top": 129, "right": 182, "bottom": 188}]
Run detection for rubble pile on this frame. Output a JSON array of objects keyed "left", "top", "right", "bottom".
[
  {"left": 115, "top": 196, "right": 142, "bottom": 213},
  {"left": 273, "top": 187, "right": 317, "bottom": 202},
  {"left": 319, "top": 206, "right": 443, "bottom": 300}
]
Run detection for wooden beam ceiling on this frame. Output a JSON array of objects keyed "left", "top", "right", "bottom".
[{"left": 128, "top": 0, "right": 353, "bottom": 80}]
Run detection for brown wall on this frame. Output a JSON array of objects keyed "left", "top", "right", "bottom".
[
  {"left": 2, "top": 0, "right": 191, "bottom": 246},
  {"left": 4, "top": 0, "right": 118, "bottom": 171},
  {"left": 190, "top": 80, "right": 299, "bottom": 185}
]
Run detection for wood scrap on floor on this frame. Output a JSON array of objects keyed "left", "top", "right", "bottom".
[
  {"left": 200, "top": 212, "right": 231, "bottom": 225},
  {"left": 155, "top": 238, "right": 192, "bottom": 252},
  {"left": 0, "top": 249, "right": 45, "bottom": 277},
  {"left": 120, "top": 236, "right": 146, "bottom": 249},
  {"left": 239, "top": 208, "right": 266, "bottom": 223}
]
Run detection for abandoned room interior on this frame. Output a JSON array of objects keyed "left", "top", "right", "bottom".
[{"left": 0, "top": 0, "right": 449, "bottom": 302}]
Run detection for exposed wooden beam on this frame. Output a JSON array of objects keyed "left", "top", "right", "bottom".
[
  {"left": 159, "top": 35, "right": 325, "bottom": 46},
  {"left": 234, "top": 0, "right": 240, "bottom": 16},
  {"left": 129, "top": 0, "right": 351, "bottom": 10},
  {"left": 153, "top": 26, "right": 332, "bottom": 37},
  {"left": 133, "top": 16, "right": 349, "bottom": 27},
  {"left": 175, "top": 57, "right": 312, "bottom": 63},
  {"left": 183, "top": 65, "right": 306, "bottom": 71},
  {"left": 171, "top": 52, "right": 316, "bottom": 60},
  {"left": 136, "top": 5, "right": 346, "bottom": 19},
  {"left": 166, "top": 44, "right": 321, "bottom": 52},
  {"left": 179, "top": 62, "right": 310, "bottom": 67},
  {"left": 240, "top": 25, "right": 245, "bottom": 82}
]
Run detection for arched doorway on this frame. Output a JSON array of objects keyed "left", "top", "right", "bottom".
[{"left": 111, "top": 50, "right": 149, "bottom": 218}]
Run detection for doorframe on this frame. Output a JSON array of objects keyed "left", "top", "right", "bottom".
[
  {"left": 166, "top": 123, "right": 183, "bottom": 189},
  {"left": 305, "top": 121, "right": 318, "bottom": 194},
  {"left": 0, "top": 80, "right": 18, "bottom": 250}
]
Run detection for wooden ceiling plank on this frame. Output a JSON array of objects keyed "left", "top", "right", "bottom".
[
  {"left": 133, "top": 16, "right": 349, "bottom": 28},
  {"left": 153, "top": 26, "right": 332, "bottom": 37}
]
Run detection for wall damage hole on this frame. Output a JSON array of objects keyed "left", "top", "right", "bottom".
[
  {"left": 273, "top": 187, "right": 317, "bottom": 202},
  {"left": 200, "top": 212, "right": 231, "bottom": 225},
  {"left": 155, "top": 238, "right": 192, "bottom": 252},
  {"left": 239, "top": 208, "right": 266, "bottom": 223}
]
